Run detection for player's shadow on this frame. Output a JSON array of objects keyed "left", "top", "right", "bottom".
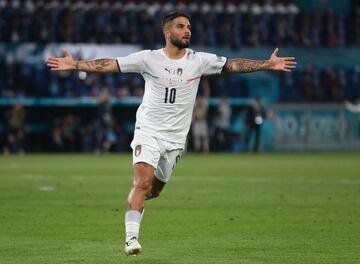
[{"left": 124, "top": 258, "right": 174, "bottom": 264}]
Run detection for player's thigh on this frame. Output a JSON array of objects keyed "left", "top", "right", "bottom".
[
  {"left": 149, "top": 176, "right": 166, "bottom": 196},
  {"left": 155, "top": 149, "right": 183, "bottom": 183},
  {"left": 131, "top": 133, "right": 160, "bottom": 169},
  {"left": 131, "top": 134, "right": 161, "bottom": 188},
  {"left": 133, "top": 162, "right": 155, "bottom": 189}
]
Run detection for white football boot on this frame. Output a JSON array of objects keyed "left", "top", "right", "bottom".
[{"left": 124, "top": 237, "right": 142, "bottom": 256}]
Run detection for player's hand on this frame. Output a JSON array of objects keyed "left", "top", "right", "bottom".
[
  {"left": 47, "top": 49, "right": 77, "bottom": 71},
  {"left": 267, "top": 48, "right": 296, "bottom": 72}
]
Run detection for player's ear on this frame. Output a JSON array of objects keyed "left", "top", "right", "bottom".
[{"left": 163, "top": 28, "right": 171, "bottom": 40}]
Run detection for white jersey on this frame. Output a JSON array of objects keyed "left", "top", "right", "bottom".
[{"left": 116, "top": 48, "right": 227, "bottom": 144}]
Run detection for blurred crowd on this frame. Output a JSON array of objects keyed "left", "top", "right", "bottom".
[
  {"left": 2, "top": 89, "right": 129, "bottom": 154},
  {"left": 1, "top": 0, "right": 360, "bottom": 47},
  {"left": 0, "top": 62, "right": 145, "bottom": 99},
  {"left": 47, "top": 86, "right": 128, "bottom": 153},
  {"left": 1, "top": 0, "right": 360, "bottom": 102},
  {"left": 1, "top": 60, "right": 359, "bottom": 102},
  {"left": 280, "top": 64, "right": 360, "bottom": 102}
]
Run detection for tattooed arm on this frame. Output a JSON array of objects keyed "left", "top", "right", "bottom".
[
  {"left": 222, "top": 48, "right": 296, "bottom": 73},
  {"left": 223, "top": 59, "right": 269, "bottom": 73},
  {"left": 47, "top": 49, "right": 120, "bottom": 73},
  {"left": 74, "top": 58, "right": 119, "bottom": 73}
]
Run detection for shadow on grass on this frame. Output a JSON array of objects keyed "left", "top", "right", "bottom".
[{"left": 123, "top": 257, "right": 175, "bottom": 264}]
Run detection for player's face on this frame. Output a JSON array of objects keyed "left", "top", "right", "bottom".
[{"left": 169, "top": 17, "right": 191, "bottom": 49}]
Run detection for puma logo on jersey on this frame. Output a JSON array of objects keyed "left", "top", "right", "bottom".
[{"left": 164, "top": 67, "right": 184, "bottom": 76}]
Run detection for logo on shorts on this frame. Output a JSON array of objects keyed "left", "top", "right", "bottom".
[{"left": 134, "top": 145, "right": 142, "bottom": 157}]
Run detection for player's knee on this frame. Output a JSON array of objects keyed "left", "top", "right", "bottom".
[
  {"left": 133, "top": 163, "right": 154, "bottom": 190},
  {"left": 134, "top": 175, "right": 152, "bottom": 190},
  {"left": 133, "top": 170, "right": 153, "bottom": 191}
]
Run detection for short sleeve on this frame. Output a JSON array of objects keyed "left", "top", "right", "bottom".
[
  {"left": 116, "top": 50, "right": 149, "bottom": 73},
  {"left": 199, "top": 52, "right": 227, "bottom": 76}
]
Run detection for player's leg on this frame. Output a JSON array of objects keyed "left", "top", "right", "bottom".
[
  {"left": 127, "top": 162, "right": 154, "bottom": 211},
  {"left": 143, "top": 139, "right": 183, "bottom": 201},
  {"left": 145, "top": 176, "right": 166, "bottom": 200},
  {"left": 125, "top": 134, "right": 160, "bottom": 256},
  {"left": 155, "top": 143, "right": 183, "bottom": 188},
  {"left": 124, "top": 162, "right": 154, "bottom": 256}
]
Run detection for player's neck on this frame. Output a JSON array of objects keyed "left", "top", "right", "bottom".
[{"left": 163, "top": 45, "right": 186, "bottom": 60}]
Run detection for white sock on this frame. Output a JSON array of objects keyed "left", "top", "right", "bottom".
[
  {"left": 125, "top": 210, "right": 141, "bottom": 242},
  {"left": 140, "top": 208, "right": 145, "bottom": 221}
]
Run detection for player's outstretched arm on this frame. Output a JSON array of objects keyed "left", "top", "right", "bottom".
[
  {"left": 47, "top": 49, "right": 119, "bottom": 73},
  {"left": 222, "top": 48, "right": 296, "bottom": 73}
]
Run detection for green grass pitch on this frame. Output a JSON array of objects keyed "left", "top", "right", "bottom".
[{"left": 0, "top": 153, "right": 359, "bottom": 264}]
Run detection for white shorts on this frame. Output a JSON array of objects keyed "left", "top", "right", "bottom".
[{"left": 130, "top": 133, "right": 185, "bottom": 183}]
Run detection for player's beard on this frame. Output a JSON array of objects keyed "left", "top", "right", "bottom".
[{"left": 170, "top": 35, "right": 190, "bottom": 49}]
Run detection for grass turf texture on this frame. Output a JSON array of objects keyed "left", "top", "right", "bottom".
[{"left": 0, "top": 153, "right": 359, "bottom": 264}]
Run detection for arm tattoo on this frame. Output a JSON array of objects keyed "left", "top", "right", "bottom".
[
  {"left": 94, "top": 59, "right": 111, "bottom": 70},
  {"left": 85, "top": 59, "right": 111, "bottom": 72},
  {"left": 79, "top": 58, "right": 113, "bottom": 73},
  {"left": 222, "top": 59, "right": 268, "bottom": 73}
]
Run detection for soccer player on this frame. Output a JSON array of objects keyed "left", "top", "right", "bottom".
[{"left": 47, "top": 11, "right": 296, "bottom": 256}]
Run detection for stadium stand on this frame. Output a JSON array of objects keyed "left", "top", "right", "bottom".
[
  {"left": 1, "top": 0, "right": 359, "bottom": 152},
  {"left": 1, "top": 0, "right": 359, "bottom": 101}
]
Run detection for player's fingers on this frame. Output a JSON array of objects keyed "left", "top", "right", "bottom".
[
  {"left": 63, "top": 48, "right": 72, "bottom": 57},
  {"left": 47, "top": 58, "right": 60, "bottom": 63},
  {"left": 47, "top": 60, "right": 59, "bottom": 66},
  {"left": 47, "top": 59, "right": 58, "bottom": 64},
  {"left": 47, "top": 64, "right": 59, "bottom": 69},
  {"left": 47, "top": 57, "right": 59, "bottom": 63},
  {"left": 271, "top": 47, "right": 279, "bottom": 57},
  {"left": 285, "top": 65, "right": 296, "bottom": 69},
  {"left": 284, "top": 64, "right": 295, "bottom": 70},
  {"left": 285, "top": 61, "right": 297, "bottom": 65},
  {"left": 284, "top": 57, "right": 296, "bottom": 61}
]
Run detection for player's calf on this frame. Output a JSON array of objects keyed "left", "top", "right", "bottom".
[{"left": 145, "top": 176, "right": 166, "bottom": 200}]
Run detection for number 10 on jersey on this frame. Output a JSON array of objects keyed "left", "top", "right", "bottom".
[{"left": 164, "top": 87, "right": 176, "bottom": 104}]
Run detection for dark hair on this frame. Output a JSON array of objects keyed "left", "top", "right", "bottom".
[{"left": 161, "top": 11, "right": 190, "bottom": 29}]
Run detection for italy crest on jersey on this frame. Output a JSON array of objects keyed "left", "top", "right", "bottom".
[{"left": 134, "top": 145, "right": 142, "bottom": 157}]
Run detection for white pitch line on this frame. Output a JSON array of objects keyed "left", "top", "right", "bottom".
[
  {"left": 23, "top": 174, "right": 50, "bottom": 180},
  {"left": 173, "top": 176, "right": 360, "bottom": 185},
  {"left": 38, "top": 186, "right": 55, "bottom": 192}
]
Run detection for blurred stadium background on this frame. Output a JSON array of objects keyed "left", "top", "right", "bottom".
[{"left": 1, "top": 0, "right": 360, "bottom": 153}]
